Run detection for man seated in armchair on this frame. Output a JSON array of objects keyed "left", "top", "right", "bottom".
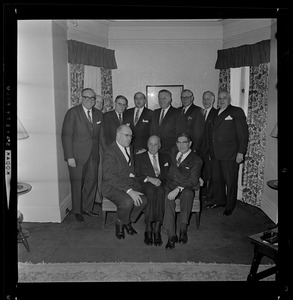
[{"left": 163, "top": 132, "right": 203, "bottom": 250}]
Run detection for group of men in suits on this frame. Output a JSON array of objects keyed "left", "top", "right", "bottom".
[{"left": 61, "top": 87, "right": 248, "bottom": 250}]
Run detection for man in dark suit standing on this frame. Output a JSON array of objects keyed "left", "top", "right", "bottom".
[
  {"left": 135, "top": 135, "right": 171, "bottom": 246},
  {"left": 103, "top": 95, "right": 128, "bottom": 146},
  {"left": 179, "top": 89, "right": 205, "bottom": 153},
  {"left": 101, "top": 125, "right": 147, "bottom": 240},
  {"left": 150, "top": 89, "right": 186, "bottom": 155},
  {"left": 61, "top": 88, "right": 106, "bottom": 223},
  {"left": 207, "top": 91, "right": 249, "bottom": 216},
  {"left": 163, "top": 133, "right": 202, "bottom": 250},
  {"left": 124, "top": 92, "right": 153, "bottom": 154},
  {"left": 199, "top": 91, "right": 217, "bottom": 201}
]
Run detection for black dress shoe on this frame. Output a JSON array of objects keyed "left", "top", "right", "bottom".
[
  {"left": 206, "top": 203, "right": 225, "bottom": 209},
  {"left": 179, "top": 230, "right": 188, "bottom": 244},
  {"left": 83, "top": 211, "right": 99, "bottom": 217},
  {"left": 144, "top": 231, "right": 153, "bottom": 245},
  {"left": 75, "top": 214, "right": 84, "bottom": 223},
  {"left": 154, "top": 232, "right": 163, "bottom": 246},
  {"left": 123, "top": 224, "right": 137, "bottom": 235},
  {"left": 223, "top": 209, "right": 232, "bottom": 216},
  {"left": 115, "top": 222, "right": 125, "bottom": 239},
  {"left": 165, "top": 235, "right": 178, "bottom": 250}
]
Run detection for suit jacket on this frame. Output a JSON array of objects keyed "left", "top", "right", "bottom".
[
  {"left": 166, "top": 147, "right": 202, "bottom": 191},
  {"left": 61, "top": 105, "right": 106, "bottom": 164},
  {"left": 124, "top": 107, "right": 153, "bottom": 151},
  {"left": 199, "top": 107, "right": 217, "bottom": 157},
  {"left": 134, "top": 151, "right": 171, "bottom": 186},
  {"left": 179, "top": 104, "right": 205, "bottom": 152},
  {"left": 150, "top": 106, "right": 186, "bottom": 154},
  {"left": 208, "top": 104, "right": 249, "bottom": 160},
  {"left": 101, "top": 141, "right": 141, "bottom": 196},
  {"left": 103, "top": 110, "right": 126, "bottom": 146}
]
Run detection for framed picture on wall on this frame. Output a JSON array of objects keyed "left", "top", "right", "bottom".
[{"left": 146, "top": 85, "right": 184, "bottom": 110}]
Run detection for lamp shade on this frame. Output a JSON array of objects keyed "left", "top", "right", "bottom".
[
  {"left": 270, "top": 122, "right": 278, "bottom": 138},
  {"left": 17, "top": 117, "right": 29, "bottom": 140}
]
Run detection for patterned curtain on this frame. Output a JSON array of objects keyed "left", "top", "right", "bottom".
[
  {"left": 242, "top": 63, "right": 269, "bottom": 207},
  {"left": 101, "top": 67, "right": 114, "bottom": 112},
  {"left": 218, "top": 69, "right": 230, "bottom": 107},
  {"left": 70, "top": 64, "right": 84, "bottom": 107}
]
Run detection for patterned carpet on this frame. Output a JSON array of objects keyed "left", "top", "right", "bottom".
[{"left": 18, "top": 262, "right": 275, "bottom": 282}]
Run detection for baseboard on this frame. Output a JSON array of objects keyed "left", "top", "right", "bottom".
[
  {"left": 60, "top": 194, "right": 72, "bottom": 222},
  {"left": 261, "top": 197, "right": 278, "bottom": 224}
]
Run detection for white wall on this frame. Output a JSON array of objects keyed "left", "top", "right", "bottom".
[
  {"left": 18, "top": 20, "right": 70, "bottom": 222},
  {"left": 109, "top": 22, "right": 222, "bottom": 108}
]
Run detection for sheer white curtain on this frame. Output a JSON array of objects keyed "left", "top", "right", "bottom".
[
  {"left": 84, "top": 65, "right": 102, "bottom": 96},
  {"left": 230, "top": 67, "right": 249, "bottom": 200}
]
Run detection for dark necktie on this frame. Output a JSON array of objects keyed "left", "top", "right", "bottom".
[
  {"left": 87, "top": 110, "right": 92, "bottom": 123},
  {"left": 182, "top": 107, "right": 186, "bottom": 115},
  {"left": 124, "top": 147, "right": 131, "bottom": 166},
  {"left": 177, "top": 152, "right": 183, "bottom": 167},
  {"left": 118, "top": 113, "right": 122, "bottom": 124},
  {"left": 203, "top": 109, "right": 207, "bottom": 120},
  {"left": 159, "top": 109, "right": 165, "bottom": 126},
  {"left": 152, "top": 155, "right": 160, "bottom": 177},
  {"left": 134, "top": 109, "right": 140, "bottom": 126}
]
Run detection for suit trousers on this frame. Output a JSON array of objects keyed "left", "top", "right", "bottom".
[
  {"left": 68, "top": 156, "right": 98, "bottom": 214},
  {"left": 201, "top": 153, "right": 213, "bottom": 198},
  {"left": 105, "top": 186, "right": 147, "bottom": 225},
  {"left": 140, "top": 182, "right": 165, "bottom": 224},
  {"left": 211, "top": 158, "right": 239, "bottom": 211},
  {"left": 163, "top": 188, "right": 194, "bottom": 237}
]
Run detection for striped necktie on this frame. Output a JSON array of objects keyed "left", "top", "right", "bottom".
[
  {"left": 124, "top": 147, "right": 131, "bottom": 166},
  {"left": 177, "top": 152, "right": 183, "bottom": 167},
  {"left": 87, "top": 110, "right": 92, "bottom": 123},
  {"left": 203, "top": 109, "right": 207, "bottom": 120},
  {"left": 134, "top": 109, "right": 140, "bottom": 126}
]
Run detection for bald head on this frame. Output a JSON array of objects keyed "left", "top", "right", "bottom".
[{"left": 147, "top": 135, "right": 161, "bottom": 155}]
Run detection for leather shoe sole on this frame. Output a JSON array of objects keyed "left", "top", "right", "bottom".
[
  {"left": 154, "top": 232, "right": 163, "bottom": 246},
  {"left": 83, "top": 211, "right": 99, "bottom": 217},
  {"left": 165, "top": 236, "right": 178, "bottom": 250},
  {"left": 206, "top": 203, "right": 225, "bottom": 209},
  {"left": 144, "top": 232, "right": 153, "bottom": 245}
]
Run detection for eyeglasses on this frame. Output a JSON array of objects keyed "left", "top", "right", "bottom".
[
  {"left": 116, "top": 102, "right": 128, "bottom": 107},
  {"left": 176, "top": 140, "right": 189, "bottom": 144},
  {"left": 120, "top": 133, "right": 134, "bottom": 138},
  {"left": 83, "top": 96, "right": 96, "bottom": 102},
  {"left": 181, "top": 96, "right": 191, "bottom": 100}
]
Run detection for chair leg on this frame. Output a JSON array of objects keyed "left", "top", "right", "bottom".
[
  {"left": 18, "top": 227, "right": 30, "bottom": 252},
  {"left": 195, "top": 212, "right": 200, "bottom": 229}
]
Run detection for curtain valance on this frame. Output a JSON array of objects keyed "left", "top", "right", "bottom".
[
  {"left": 67, "top": 40, "right": 118, "bottom": 69},
  {"left": 215, "top": 39, "right": 270, "bottom": 69}
]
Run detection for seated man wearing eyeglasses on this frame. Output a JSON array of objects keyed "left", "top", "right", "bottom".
[
  {"left": 163, "top": 132, "right": 202, "bottom": 250},
  {"left": 101, "top": 125, "right": 147, "bottom": 240}
]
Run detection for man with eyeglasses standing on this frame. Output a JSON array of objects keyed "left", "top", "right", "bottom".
[
  {"left": 101, "top": 125, "right": 147, "bottom": 240},
  {"left": 163, "top": 133, "right": 202, "bottom": 250},
  {"left": 179, "top": 89, "right": 205, "bottom": 153},
  {"left": 62, "top": 88, "right": 106, "bottom": 223},
  {"left": 103, "top": 95, "right": 128, "bottom": 146}
]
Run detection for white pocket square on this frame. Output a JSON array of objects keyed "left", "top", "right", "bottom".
[
  {"left": 164, "top": 162, "right": 169, "bottom": 166},
  {"left": 126, "top": 123, "right": 130, "bottom": 126},
  {"left": 225, "top": 115, "right": 233, "bottom": 120},
  {"left": 142, "top": 119, "right": 149, "bottom": 123},
  {"left": 96, "top": 121, "right": 101, "bottom": 124},
  {"left": 185, "top": 166, "right": 190, "bottom": 169},
  {"left": 129, "top": 173, "right": 135, "bottom": 178}
]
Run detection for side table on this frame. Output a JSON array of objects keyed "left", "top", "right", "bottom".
[
  {"left": 17, "top": 182, "right": 32, "bottom": 252},
  {"left": 247, "top": 227, "right": 279, "bottom": 281}
]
